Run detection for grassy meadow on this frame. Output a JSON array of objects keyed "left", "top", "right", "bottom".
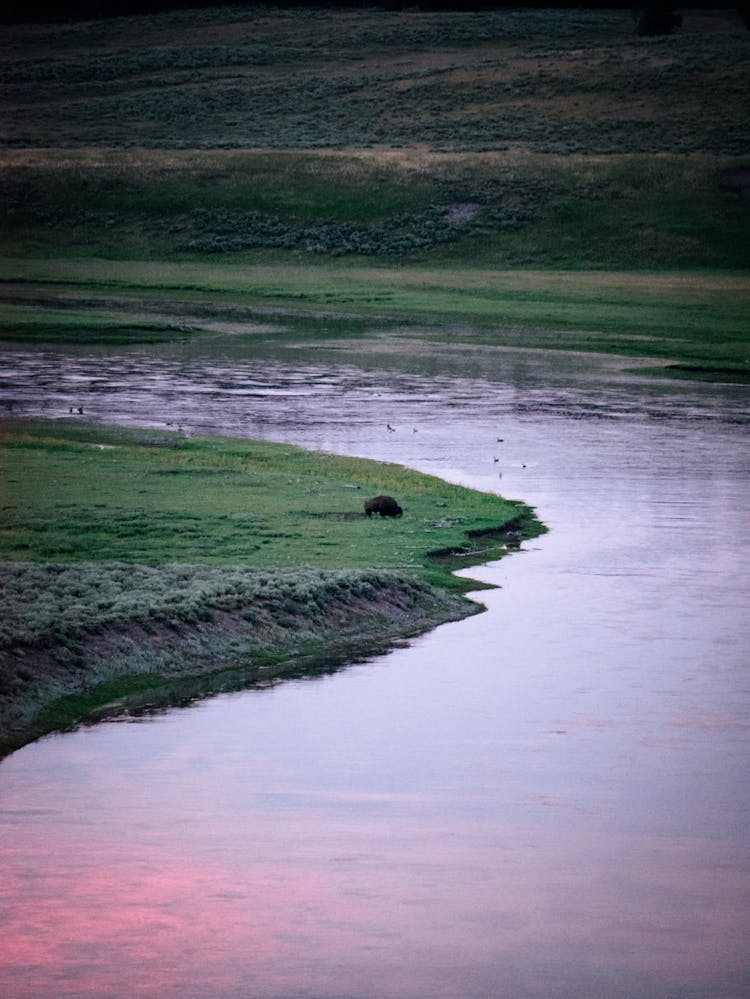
[
  {"left": 0, "top": 5, "right": 748, "bottom": 750},
  {"left": 0, "top": 418, "right": 528, "bottom": 580}
]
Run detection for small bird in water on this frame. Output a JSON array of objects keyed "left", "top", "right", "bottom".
[{"left": 387, "top": 423, "right": 396, "bottom": 432}]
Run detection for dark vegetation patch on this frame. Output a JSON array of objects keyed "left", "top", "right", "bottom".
[
  {"left": 0, "top": 319, "right": 195, "bottom": 344},
  {"left": 1, "top": 150, "right": 748, "bottom": 270},
  {"left": 0, "top": 560, "right": 475, "bottom": 758},
  {"left": 652, "top": 363, "right": 750, "bottom": 384},
  {"left": 721, "top": 165, "right": 750, "bottom": 200},
  {"left": 428, "top": 518, "right": 529, "bottom": 568}
]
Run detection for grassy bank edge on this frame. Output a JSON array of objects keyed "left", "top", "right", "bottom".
[
  {"left": 0, "top": 421, "right": 544, "bottom": 760},
  {"left": 0, "top": 578, "right": 481, "bottom": 761},
  {"left": 0, "top": 534, "right": 531, "bottom": 761}
]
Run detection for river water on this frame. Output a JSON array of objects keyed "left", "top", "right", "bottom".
[{"left": 1, "top": 334, "right": 749, "bottom": 999}]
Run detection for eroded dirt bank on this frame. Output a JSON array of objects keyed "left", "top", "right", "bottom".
[{"left": 0, "top": 567, "right": 481, "bottom": 759}]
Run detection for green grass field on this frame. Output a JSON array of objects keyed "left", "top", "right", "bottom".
[
  {"left": 2, "top": 257, "right": 748, "bottom": 378},
  {"left": 0, "top": 418, "right": 529, "bottom": 583}
]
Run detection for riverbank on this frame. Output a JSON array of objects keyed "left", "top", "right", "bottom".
[
  {"left": 0, "top": 419, "right": 541, "bottom": 758},
  {"left": 0, "top": 563, "right": 482, "bottom": 759},
  {"left": 2, "top": 263, "right": 748, "bottom": 382}
]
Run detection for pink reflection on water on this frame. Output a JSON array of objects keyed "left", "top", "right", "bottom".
[
  {"left": 1, "top": 720, "right": 749, "bottom": 999},
  {"left": 0, "top": 835, "right": 333, "bottom": 998}
]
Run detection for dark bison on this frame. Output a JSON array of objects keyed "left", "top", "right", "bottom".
[
  {"left": 364, "top": 494, "right": 403, "bottom": 518},
  {"left": 632, "top": 3, "right": 682, "bottom": 35}
]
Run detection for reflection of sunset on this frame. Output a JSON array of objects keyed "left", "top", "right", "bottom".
[
  {"left": 1, "top": 337, "right": 749, "bottom": 999},
  {"left": 0, "top": 838, "right": 331, "bottom": 997},
  {"left": 2, "top": 780, "right": 749, "bottom": 999}
]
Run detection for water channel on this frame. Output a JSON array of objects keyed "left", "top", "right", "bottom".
[{"left": 1, "top": 333, "right": 749, "bottom": 998}]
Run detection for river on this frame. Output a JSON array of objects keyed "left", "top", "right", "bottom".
[{"left": 1, "top": 333, "right": 749, "bottom": 998}]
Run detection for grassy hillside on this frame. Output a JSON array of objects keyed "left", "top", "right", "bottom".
[
  {"left": 1, "top": 6, "right": 747, "bottom": 155},
  {"left": 0, "top": 5, "right": 748, "bottom": 379},
  {"left": 1, "top": 147, "right": 748, "bottom": 271},
  {"left": 2, "top": 4, "right": 747, "bottom": 270}
]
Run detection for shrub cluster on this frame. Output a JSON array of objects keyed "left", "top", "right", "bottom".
[
  {"left": 1, "top": 8, "right": 747, "bottom": 155},
  {"left": 0, "top": 168, "right": 536, "bottom": 257},
  {"left": 172, "top": 203, "right": 528, "bottom": 257},
  {"left": 0, "top": 561, "right": 431, "bottom": 647}
]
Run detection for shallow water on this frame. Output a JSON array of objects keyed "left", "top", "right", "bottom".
[{"left": 1, "top": 336, "right": 749, "bottom": 998}]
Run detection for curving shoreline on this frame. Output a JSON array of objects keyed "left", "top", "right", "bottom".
[
  {"left": 0, "top": 566, "right": 485, "bottom": 760},
  {"left": 0, "top": 420, "right": 543, "bottom": 759}
]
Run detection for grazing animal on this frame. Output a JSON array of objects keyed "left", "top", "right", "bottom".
[{"left": 364, "top": 494, "right": 403, "bottom": 518}]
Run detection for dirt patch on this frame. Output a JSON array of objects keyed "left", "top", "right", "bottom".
[{"left": 445, "top": 202, "right": 481, "bottom": 224}]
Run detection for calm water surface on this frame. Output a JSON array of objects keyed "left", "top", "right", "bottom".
[{"left": 1, "top": 337, "right": 749, "bottom": 998}]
